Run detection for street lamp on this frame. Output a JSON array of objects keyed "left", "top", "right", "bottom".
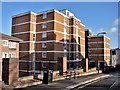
[
  {"left": 97, "top": 32, "right": 106, "bottom": 36},
  {"left": 97, "top": 32, "right": 106, "bottom": 73}
]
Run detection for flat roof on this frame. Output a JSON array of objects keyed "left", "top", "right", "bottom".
[{"left": 88, "top": 35, "right": 110, "bottom": 40}]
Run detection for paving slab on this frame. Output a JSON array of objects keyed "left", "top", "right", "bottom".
[{"left": 13, "top": 73, "right": 111, "bottom": 90}]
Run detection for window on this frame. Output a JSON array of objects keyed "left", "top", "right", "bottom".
[
  {"left": 42, "top": 52, "right": 47, "bottom": 58},
  {"left": 42, "top": 32, "right": 47, "bottom": 38},
  {"left": 76, "top": 37, "right": 78, "bottom": 44},
  {"left": 76, "top": 45, "right": 78, "bottom": 51},
  {"left": 13, "top": 42, "right": 16, "bottom": 48},
  {"left": 67, "top": 12, "right": 69, "bottom": 17},
  {"left": 42, "top": 23, "right": 47, "bottom": 28},
  {"left": 63, "top": 44, "right": 67, "bottom": 50},
  {"left": 43, "top": 13, "right": 47, "bottom": 19},
  {"left": 9, "top": 53, "right": 16, "bottom": 58},
  {"left": 76, "top": 20, "right": 78, "bottom": 26},
  {"left": 9, "top": 53, "right": 12, "bottom": 58},
  {"left": 12, "top": 53, "right": 16, "bottom": 58},
  {"left": 2, "top": 52, "right": 8, "bottom": 58},
  {"left": 64, "top": 17, "right": 66, "bottom": 23},
  {"left": 5, "top": 54, "right": 7, "bottom": 58},
  {"left": 42, "top": 62, "right": 46, "bottom": 68},
  {"left": 64, "top": 26, "right": 66, "bottom": 40},
  {"left": 9, "top": 42, "right": 16, "bottom": 48},
  {"left": 3, "top": 40, "right": 8, "bottom": 46},
  {"left": 33, "top": 34, "right": 36, "bottom": 41},
  {"left": 9, "top": 42, "right": 12, "bottom": 47},
  {"left": 112, "top": 50, "right": 116, "bottom": 55},
  {"left": 42, "top": 42, "right": 47, "bottom": 48},
  {"left": 76, "top": 53, "right": 79, "bottom": 57}
]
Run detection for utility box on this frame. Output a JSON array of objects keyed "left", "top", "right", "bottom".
[{"left": 43, "top": 70, "right": 53, "bottom": 84}]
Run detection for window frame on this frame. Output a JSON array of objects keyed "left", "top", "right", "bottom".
[
  {"left": 42, "top": 62, "right": 46, "bottom": 68},
  {"left": 42, "top": 23, "right": 47, "bottom": 28},
  {"left": 42, "top": 32, "right": 47, "bottom": 38},
  {"left": 42, "top": 52, "right": 47, "bottom": 58},
  {"left": 64, "top": 17, "right": 66, "bottom": 23},
  {"left": 9, "top": 41, "right": 16, "bottom": 48},
  {"left": 76, "top": 20, "right": 78, "bottom": 26},
  {"left": 42, "top": 42, "right": 47, "bottom": 48},
  {"left": 3, "top": 40, "right": 8, "bottom": 46},
  {"left": 2, "top": 52, "right": 8, "bottom": 58},
  {"left": 43, "top": 13, "right": 47, "bottom": 19}
]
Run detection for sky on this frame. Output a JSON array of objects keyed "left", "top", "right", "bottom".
[{"left": 1, "top": 2, "right": 119, "bottom": 49}]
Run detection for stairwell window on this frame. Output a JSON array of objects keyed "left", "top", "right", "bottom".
[
  {"left": 42, "top": 32, "right": 47, "bottom": 38},
  {"left": 42, "top": 23, "right": 47, "bottom": 28},
  {"left": 76, "top": 20, "right": 78, "bottom": 26},
  {"left": 67, "top": 12, "right": 69, "bottom": 17},
  {"left": 42, "top": 42, "right": 47, "bottom": 48},
  {"left": 42, "top": 52, "right": 47, "bottom": 58},
  {"left": 64, "top": 17, "right": 66, "bottom": 23},
  {"left": 42, "top": 62, "right": 46, "bottom": 68},
  {"left": 43, "top": 13, "right": 47, "bottom": 19}
]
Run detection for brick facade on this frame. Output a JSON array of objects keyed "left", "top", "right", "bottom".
[
  {"left": 12, "top": 9, "right": 85, "bottom": 77},
  {"left": 85, "top": 30, "right": 110, "bottom": 69},
  {"left": 0, "top": 33, "right": 21, "bottom": 85}
]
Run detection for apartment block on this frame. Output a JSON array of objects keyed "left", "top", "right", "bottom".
[
  {"left": 85, "top": 30, "right": 110, "bottom": 69},
  {"left": 110, "top": 48, "right": 120, "bottom": 68},
  {"left": 12, "top": 9, "right": 85, "bottom": 77},
  {"left": 0, "top": 33, "right": 22, "bottom": 85},
  {"left": 85, "top": 29, "right": 92, "bottom": 58}
]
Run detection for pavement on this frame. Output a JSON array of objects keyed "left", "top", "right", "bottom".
[
  {"left": 12, "top": 73, "right": 111, "bottom": 90},
  {"left": 77, "top": 71, "right": 120, "bottom": 90}
]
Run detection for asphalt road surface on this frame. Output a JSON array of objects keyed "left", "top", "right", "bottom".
[{"left": 77, "top": 71, "right": 120, "bottom": 90}]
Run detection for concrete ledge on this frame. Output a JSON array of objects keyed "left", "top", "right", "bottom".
[
  {"left": 13, "top": 70, "right": 103, "bottom": 89},
  {"left": 15, "top": 81, "right": 42, "bottom": 89},
  {"left": 66, "top": 74, "right": 112, "bottom": 90},
  {"left": 53, "top": 70, "right": 101, "bottom": 81},
  {"left": 18, "top": 76, "right": 34, "bottom": 81},
  {"left": 81, "top": 70, "right": 102, "bottom": 76}
]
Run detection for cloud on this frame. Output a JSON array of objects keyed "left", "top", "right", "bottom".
[
  {"left": 113, "top": 18, "right": 120, "bottom": 26},
  {"left": 98, "top": 27, "right": 118, "bottom": 34},
  {"left": 109, "top": 27, "right": 118, "bottom": 33},
  {"left": 99, "top": 28, "right": 106, "bottom": 32},
  {"left": 94, "top": 18, "right": 119, "bottom": 34}
]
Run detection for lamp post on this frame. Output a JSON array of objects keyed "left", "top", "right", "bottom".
[{"left": 97, "top": 32, "right": 106, "bottom": 73}]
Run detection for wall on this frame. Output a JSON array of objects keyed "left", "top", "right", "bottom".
[
  {"left": 116, "top": 49, "right": 120, "bottom": 65},
  {"left": 2, "top": 58, "right": 19, "bottom": 85},
  {"left": 0, "top": 40, "right": 2, "bottom": 82}
]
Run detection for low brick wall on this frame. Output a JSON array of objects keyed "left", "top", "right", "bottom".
[
  {"left": 0, "top": 81, "right": 4, "bottom": 88},
  {"left": 88, "top": 67, "right": 97, "bottom": 71},
  {"left": 53, "top": 71, "right": 60, "bottom": 79},
  {"left": 18, "top": 71, "right": 60, "bottom": 81},
  {"left": 2, "top": 58, "right": 19, "bottom": 85},
  {"left": 18, "top": 76, "right": 34, "bottom": 81}
]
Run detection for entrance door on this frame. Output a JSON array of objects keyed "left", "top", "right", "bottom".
[{"left": 58, "top": 57, "right": 63, "bottom": 75}]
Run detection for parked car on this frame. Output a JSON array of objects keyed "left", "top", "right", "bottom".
[{"left": 104, "top": 66, "right": 114, "bottom": 73}]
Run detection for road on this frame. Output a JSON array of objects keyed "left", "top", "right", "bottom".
[{"left": 77, "top": 71, "right": 120, "bottom": 90}]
